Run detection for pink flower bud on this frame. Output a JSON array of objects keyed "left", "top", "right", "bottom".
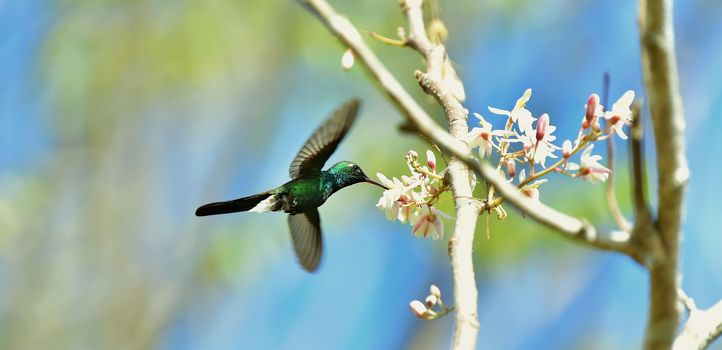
[
  {"left": 426, "top": 150, "right": 436, "bottom": 171},
  {"left": 505, "top": 159, "right": 516, "bottom": 178},
  {"left": 562, "top": 140, "right": 572, "bottom": 158},
  {"left": 409, "top": 300, "right": 428, "bottom": 318},
  {"left": 585, "top": 94, "right": 600, "bottom": 123},
  {"left": 536, "top": 113, "right": 549, "bottom": 141}
]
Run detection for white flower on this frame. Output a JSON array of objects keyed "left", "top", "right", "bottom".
[
  {"left": 577, "top": 144, "right": 611, "bottom": 184},
  {"left": 411, "top": 207, "right": 444, "bottom": 240},
  {"left": 376, "top": 172, "right": 431, "bottom": 224},
  {"left": 425, "top": 294, "right": 438, "bottom": 308},
  {"left": 604, "top": 90, "right": 635, "bottom": 140},
  {"left": 518, "top": 170, "right": 547, "bottom": 201},
  {"left": 488, "top": 88, "right": 536, "bottom": 136},
  {"left": 466, "top": 113, "right": 505, "bottom": 158},
  {"left": 523, "top": 180, "right": 547, "bottom": 201},
  {"left": 532, "top": 141, "right": 558, "bottom": 168},
  {"left": 375, "top": 173, "right": 404, "bottom": 221},
  {"left": 396, "top": 203, "right": 415, "bottom": 224},
  {"left": 504, "top": 113, "right": 559, "bottom": 168}
]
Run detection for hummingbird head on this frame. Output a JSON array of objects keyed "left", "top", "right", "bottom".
[{"left": 328, "top": 161, "right": 388, "bottom": 190}]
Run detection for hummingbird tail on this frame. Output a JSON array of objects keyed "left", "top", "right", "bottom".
[{"left": 195, "top": 193, "right": 275, "bottom": 216}]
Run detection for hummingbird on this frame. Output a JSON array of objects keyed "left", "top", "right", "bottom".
[{"left": 195, "top": 99, "right": 387, "bottom": 272}]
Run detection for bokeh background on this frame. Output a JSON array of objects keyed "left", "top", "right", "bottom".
[{"left": 2, "top": 0, "right": 722, "bottom": 349}]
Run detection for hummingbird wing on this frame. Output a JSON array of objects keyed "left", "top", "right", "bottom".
[
  {"left": 288, "top": 209, "right": 322, "bottom": 272},
  {"left": 289, "top": 99, "right": 360, "bottom": 179}
]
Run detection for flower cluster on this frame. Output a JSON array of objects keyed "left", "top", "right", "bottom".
[
  {"left": 465, "top": 88, "right": 635, "bottom": 202},
  {"left": 375, "top": 88, "right": 635, "bottom": 238},
  {"left": 376, "top": 150, "right": 449, "bottom": 240},
  {"left": 409, "top": 284, "right": 452, "bottom": 320}
]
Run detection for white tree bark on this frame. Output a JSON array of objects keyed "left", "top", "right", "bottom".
[{"left": 639, "top": 0, "right": 689, "bottom": 348}]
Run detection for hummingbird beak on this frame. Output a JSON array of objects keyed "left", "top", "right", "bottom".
[{"left": 364, "top": 177, "right": 388, "bottom": 190}]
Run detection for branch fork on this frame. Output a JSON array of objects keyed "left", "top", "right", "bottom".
[{"left": 299, "top": 0, "right": 722, "bottom": 348}]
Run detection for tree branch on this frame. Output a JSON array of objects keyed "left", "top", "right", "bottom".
[
  {"left": 673, "top": 290, "right": 722, "bottom": 350},
  {"left": 630, "top": 101, "right": 651, "bottom": 224},
  {"left": 639, "top": 0, "right": 690, "bottom": 348},
  {"left": 299, "top": 0, "right": 647, "bottom": 261},
  {"left": 299, "top": 0, "right": 665, "bottom": 347},
  {"left": 628, "top": 101, "right": 665, "bottom": 268},
  {"left": 398, "top": 1, "right": 479, "bottom": 348}
]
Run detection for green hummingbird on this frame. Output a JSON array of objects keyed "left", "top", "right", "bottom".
[{"left": 195, "top": 99, "right": 386, "bottom": 272}]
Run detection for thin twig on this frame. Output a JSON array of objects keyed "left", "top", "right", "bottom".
[
  {"left": 601, "top": 73, "right": 631, "bottom": 231},
  {"left": 605, "top": 115, "right": 632, "bottom": 232},
  {"left": 627, "top": 101, "right": 664, "bottom": 268}
]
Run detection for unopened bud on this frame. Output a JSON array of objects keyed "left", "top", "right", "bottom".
[
  {"left": 426, "top": 150, "right": 436, "bottom": 171},
  {"left": 505, "top": 159, "right": 516, "bottom": 178},
  {"left": 581, "top": 119, "right": 589, "bottom": 130},
  {"left": 425, "top": 294, "right": 438, "bottom": 308},
  {"left": 585, "top": 94, "right": 600, "bottom": 123},
  {"left": 562, "top": 140, "right": 572, "bottom": 158},
  {"left": 406, "top": 150, "right": 419, "bottom": 164},
  {"left": 396, "top": 26, "right": 406, "bottom": 41},
  {"left": 409, "top": 300, "right": 428, "bottom": 318},
  {"left": 428, "top": 19, "right": 448, "bottom": 44},
  {"left": 430, "top": 284, "right": 441, "bottom": 298},
  {"left": 341, "top": 49, "right": 355, "bottom": 71},
  {"left": 536, "top": 113, "right": 549, "bottom": 141}
]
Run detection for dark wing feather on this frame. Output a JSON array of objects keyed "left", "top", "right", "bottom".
[
  {"left": 287, "top": 210, "right": 322, "bottom": 272},
  {"left": 288, "top": 99, "right": 360, "bottom": 179}
]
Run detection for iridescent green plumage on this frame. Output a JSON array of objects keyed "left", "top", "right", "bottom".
[{"left": 195, "top": 99, "right": 385, "bottom": 272}]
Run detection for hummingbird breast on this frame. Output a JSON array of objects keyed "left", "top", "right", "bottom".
[{"left": 278, "top": 175, "right": 333, "bottom": 214}]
